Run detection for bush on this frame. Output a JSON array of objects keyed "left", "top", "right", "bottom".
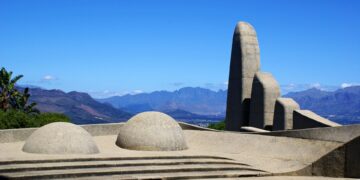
[
  {"left": 0, "top": 110, "right": 29, "bottom": 129},
  {"left": 27, "top": 113, "right": 70, "bottom": 128},
  {"left": 207, "top": 120, "right": 225, "bottom": 130},
  {"left": 0, "top": 110, "right": 70, "bottom": 129}
]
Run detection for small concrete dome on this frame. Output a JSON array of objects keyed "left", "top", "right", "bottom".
[
  {"left": 116, "top": 111, "right": 188, "bottom": 151},
  {"left": 22, "top": 122, "right": 99, "bottom": 154}
]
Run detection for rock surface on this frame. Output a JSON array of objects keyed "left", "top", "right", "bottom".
[
  {"left": 22, "top": 122, "right": 99, "bottom": 154},
  {"left": 116, "top": 111, "right": 188, "bottom": 151}
]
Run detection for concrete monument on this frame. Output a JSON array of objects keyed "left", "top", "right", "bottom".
[
  {"left": 224, "top": 21, "right": 339, "bottom": 131},
  {"left": 249, "top": 72, "right": 280, "bottom": 129},
  {"left": 116, "top": 111, "right": 188, "bottom": 151},
  {"left": 273, "top": 98, "right": 300, "bottom": 130},
  {"left": 0, "top": 21, "right": 358, "bottom": 179},
  {"left": 225, "top": 22, "right": 260, "bottom": 131},
  {"left": 293, "top": 110, "right": 341, "bottom": 129},
  {"left": 22, "top": 122, "right": 99, "bottom": 154}
]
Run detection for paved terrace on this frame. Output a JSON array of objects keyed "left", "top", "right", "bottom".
[{"left": 0, "top": 123, "right": 358, "bottom": 179}]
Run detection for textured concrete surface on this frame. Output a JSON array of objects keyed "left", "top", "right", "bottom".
[
  {"left": 345, "top": 136, "right": 360, "bottom": 177},
  {"left": 228, "top": 177, "right": 355, "bottom": 180},
  {"left": 249, "top": 72, "right": 280, "bottom": 129},
  {"left": 0, "top": 126, "right": 36, "bottom": 143},
  {"left": 273, "top": 98, "right": 300, "bottom": 131},
  {"left": 1, "top": 122, "right": 359, "bottom": 179},
  {"left": 225, "top": 21, "right": 260, "bottom": 131},
  {"left": 22, "top": 122, "right": 99, "bottom": 154},
  {"left": 311, "top": 143, "right": 346, "bottom": 177},
  {"left": 293, "top": 110, "right": 341, "bottom": 129},
  {"left": 75, "top": 176, "right": 357, "bottom": 180},
  {"left": 0, "top": 157, "right": 268, "bottom": 179},
  {"left": 82, "top": 123, "right": 124, "bottom": 136},
  {"left": 0, "top": 129, "right": 342, "bottom": 175},
  {"left": 295, "top": 135, "right": 360, "bottom": 178},
  {"left": 116, "top": 111, "right": 188, "bottom": 151},
  {"left": 254, "top": 124, "right": 360, "bottom": 143}
]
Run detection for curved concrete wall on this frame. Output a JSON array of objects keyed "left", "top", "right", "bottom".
[
  {"left": 255, "top": 124, "right": 360, "bottom": 143},
  {"left": 297, "top": 135, "right": 360, "bottom": 178}
]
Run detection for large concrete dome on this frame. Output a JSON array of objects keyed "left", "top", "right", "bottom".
[
  {"left": 22, "top": 122, "right": 99, "bottom": 154},
  {"left": 116, "top": 111, "right": 188, "bottom": 151}
]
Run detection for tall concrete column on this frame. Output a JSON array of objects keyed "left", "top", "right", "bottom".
[
  {"left": 225, "top": 22, "right": 260, "bottom": 131},
  {"left": 249, "top": 72, "right": 280, "bottom": 130},
  {"left": 272, "top": 98, "right": 300, "bottom": 131}
]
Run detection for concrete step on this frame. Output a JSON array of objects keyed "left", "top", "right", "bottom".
[
  {"left": 69, "top": 170, "right": 269, "bottom": 180},
  {"left": 2, "top": 164, "right": 267, "bottom": 179},
  {"left": 0, "top": 158, "right": 249, "bottom": 173},
  {"left": 0, "top": 155, "right": 231, "bottom": 165}
]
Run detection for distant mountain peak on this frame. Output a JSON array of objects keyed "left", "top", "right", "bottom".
[
  {"left": 17, "top": 84, "right": 360, "bottom": 126},
  {"left": 286, "top": 86, "right": 360, "bottom": 125},
  {"left": 27, "top": 88, "right": 131, "bottom": 124},
  {"left": 98, "top": 86, "right": 227, "bottom": 116},
  {"left": 337, "top": 86, "right": 360, "bottom": 93}
]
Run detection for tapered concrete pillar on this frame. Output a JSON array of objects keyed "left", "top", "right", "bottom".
[
  {"left": 293, "top": 110, "right": 341, "bottom": 129},
  {"left": 272, "top": 98, "right": 300, "bottom": 131},
  {"left": 249, "top": 72, "right": 280, "bottom": 130},
  {"left": 225, "top": 22, "right": 260, "bottom": 131}
]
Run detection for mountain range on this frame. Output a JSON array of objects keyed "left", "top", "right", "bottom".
[
  {"left": 99, "top": 86, "right": 360, "bottom": 125},
  {"left": 26, "top": 88, "right": 132, "bottom": 124},
  {"left": 284, "top": 86, "right": 360, "bottom": 125},
  {"left": 23, "top": 86, "right": 360, "bottom": 125},
  {"left": 98, "top": 87, "right": 227, "bottom": 116}
]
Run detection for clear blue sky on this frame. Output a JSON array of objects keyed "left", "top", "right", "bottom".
[{"left": 1, "top": 0, "right": 359, "bottom": 98}]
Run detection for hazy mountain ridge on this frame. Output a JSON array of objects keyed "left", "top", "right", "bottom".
[
  {"left": 21, "top": 86, "right": 360, "bottom": 125},
  {"left": 285, "top": 86, "right": 360, "bottom": 124},
  {"left": 100, "top": 86, "right": 360, "bottom": 125},
  {"left": 25, "top": 88, "right": 132, "bottom": 124},
  {"left": 98, "top": 87, "right": 227, "bottom": 116}
]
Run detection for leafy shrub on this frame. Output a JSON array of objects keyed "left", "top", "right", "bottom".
[
  {"left": 0, "top": 110, "right": 28, "bottom": 129},
  {"left": 0, "top": 110, "right": 70, "bottom": 129},
  {"left": 27, "top": 113, "right": 70, "bottom": 128},
  {"left": 0, "top": 67, "right": 70, "bottom": 129},
  {"left": 207, "top": 120, "right": 225, "bottom": 130}
]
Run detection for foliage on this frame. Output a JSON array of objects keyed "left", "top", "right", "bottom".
[
  {"left": 0, "top": 67, "right": 70, "bottom": 129},
  {"left": 207, "top": 120, "right": 225, "bottom": 130},
  {"left": 34, "top": 113, "right": 70, "bottom": 127},
  {"left": 0, "top": 67, "right": 23, "bottom": 111},
  {"left": 0, "top": 67, "right": 39, "bottom": 113},
  {"left": 0, "top": 110, "right": 70, "bottom": 129},
  {"left": 11, "top": 88, "right": 40, "bottom": 114}
]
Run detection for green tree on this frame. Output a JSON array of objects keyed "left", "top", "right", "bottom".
[
  {"left": 207, "top": 120, "right": 225, "bottom": 130},
  {"left": 0, "top": 67, "right": 70, "bottom": 129},
  {"left": 11, "top": 88, "right": 39, "bottom": 114},
  {"left": 0, "top": 67, "right": 39, "bottom": 114},
  {"left": 0, "top": 110, "right": 70, "bottom": 129},
  {"left": 0, "top": 67, "right": 23, "bottom": 111}
]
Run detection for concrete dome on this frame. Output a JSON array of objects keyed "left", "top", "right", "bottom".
[
  {"left": 116, "top": 111, "right": 188, "bottom": 151},
  {"left": 22, "top": 122, "right": 99, "bottom": 154}
]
